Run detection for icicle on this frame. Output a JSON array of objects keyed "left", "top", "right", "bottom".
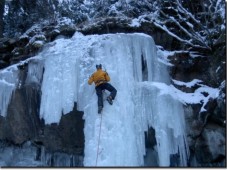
[{"left": 0, "top": 65, "right": 19, "bottom": 117}]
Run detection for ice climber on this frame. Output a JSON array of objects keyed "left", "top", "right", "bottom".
[{"left": 88, "top": 64, "right": 117, "bottom": 114}]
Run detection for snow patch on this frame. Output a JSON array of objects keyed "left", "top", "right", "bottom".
[
  {"left": 172, "top": 79, "right": 203, "bottom": 88},
  {"left": 130, "top": 18, "right": 141, "bottom": 27},
  {"left": 150, "top": 81, "right": 220, "bottom": 113}
]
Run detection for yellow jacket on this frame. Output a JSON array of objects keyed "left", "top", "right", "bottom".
[{"left": 88, "top": 69, "right": 110, "bottom": 86}]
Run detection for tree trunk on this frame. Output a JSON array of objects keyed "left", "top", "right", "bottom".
[{"left": 0, "top": 0, "right": 5, "bottom": 38}]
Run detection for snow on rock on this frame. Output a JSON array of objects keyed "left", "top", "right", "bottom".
[
  {"left": 130, "top": 18, "right": 141, "bottom": 27},
  {"left": 152, "top": 80, "right": 220, "bottom": 113},
  {"left": 172, "top": 79, "right": 203, "bottom": 88}
]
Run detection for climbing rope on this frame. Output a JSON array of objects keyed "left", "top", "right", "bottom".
[{"left": 95, "top": 112, "right": 103, "bottom": 166}]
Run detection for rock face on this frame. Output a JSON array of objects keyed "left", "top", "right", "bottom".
[
  {"left": 167, "top": 48, "right": 225, "bottom": 166},
  {"left": 42, "top": 105, "right": 84, "bottom": 155},
  {"left": 0, "top": 18, "right": 225, "bottom": 167},
  {"left": 1, "top": 85, "right": 41, "bottom": 144}
]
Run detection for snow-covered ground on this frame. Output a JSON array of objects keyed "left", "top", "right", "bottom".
[{"left": 0, "top": 32, "right": 221, "bottom": 167}]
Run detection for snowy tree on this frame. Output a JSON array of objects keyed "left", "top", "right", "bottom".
[
  {"left": 80, "top": 0, "right": 225, "bottom": 55},
  {"left": 4, "top": 0, "right": 59, "bottom": 36},
  {"left": 152, "top": 0, "right": 225, "bottom": 54},
  {"left": 57, "top": 0, "right": 88, "bottom": 23},
  {"left": 0, "top": 0, "right": 5, "bottom": 37},
  {"left": 3, "top": 0, "right": 225, "bottom": 53}
]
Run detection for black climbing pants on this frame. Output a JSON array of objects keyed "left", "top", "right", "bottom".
[{"left": 95, "top": 83, "right": 117, "bottom": 108}]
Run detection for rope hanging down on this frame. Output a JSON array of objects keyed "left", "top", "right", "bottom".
[{"left": 95, "top": 112, "right": 103, "bottom": 166}]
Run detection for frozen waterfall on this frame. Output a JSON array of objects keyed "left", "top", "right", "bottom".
[{"left": 0, "top": 32, "right": 189, "bottom": 166}]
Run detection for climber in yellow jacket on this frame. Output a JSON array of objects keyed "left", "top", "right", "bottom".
[{"left": 88, "top": 64, "right": 117, "bottom": 114}]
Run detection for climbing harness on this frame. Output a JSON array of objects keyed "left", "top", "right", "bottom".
[{"left": 95, "top": 111, "right": 103, "bottom": 166}]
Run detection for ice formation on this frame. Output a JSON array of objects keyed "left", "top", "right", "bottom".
[
  {"left": 0, "top": 32, "right": 189, "bottom": 166},
  {"left": 0, "top": 65, "right": 19, "bottom": 117}
]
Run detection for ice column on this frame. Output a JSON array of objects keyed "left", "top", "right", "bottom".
[
  {"left": 0, "top": 66, "right": 19, "bottom": 117},
  {"left": 133, "top": 36, "right": 189, "bottom": 166}
]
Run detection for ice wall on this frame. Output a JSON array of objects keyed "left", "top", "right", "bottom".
[
  {"left": 0, "top": 32, "right": 189, "bottom": 167},
  {"left": 134, "top": 82, "right": 189, "bottom": 166},
  {"left": 38, "top": 32, "right": 189, "bottom": 166}
]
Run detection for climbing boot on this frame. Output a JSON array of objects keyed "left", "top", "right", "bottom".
[
  {"left": 98, "top": 106, "right": 103, "bottom": 114},
  {"left": 107, "top": 96, "right": 113, "bottom": 105}
]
